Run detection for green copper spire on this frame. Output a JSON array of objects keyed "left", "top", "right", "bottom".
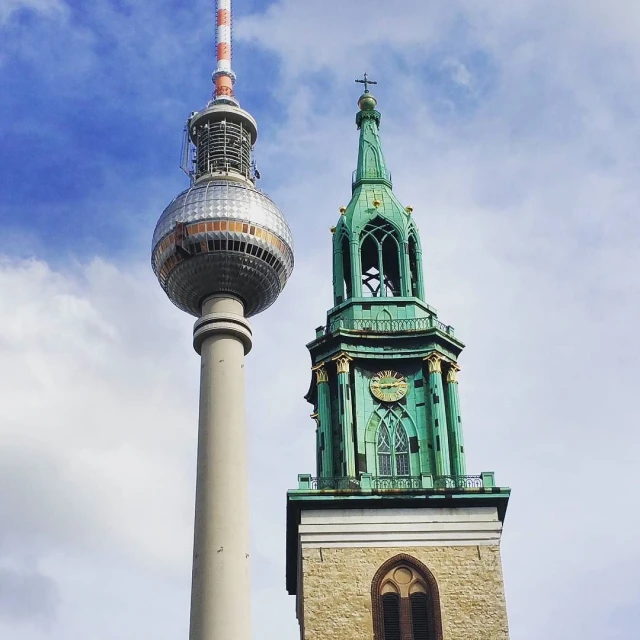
[
  {"left": 332, "top": 81, "right": 425, "bottom": 304},
  {"left": 302, "top": 78, "right": 472, "bottom": 487},
  {"left": 353, "top": 75, "right": 391, "bottom": 189}
]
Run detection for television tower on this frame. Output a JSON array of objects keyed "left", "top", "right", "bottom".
[{"left": 151, "top": 1, "right": 294, "bottom": 638}]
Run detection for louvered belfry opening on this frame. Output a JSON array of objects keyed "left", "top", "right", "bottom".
[
  {"left": 410, "top": 593, "right": 432, "bottom": 640},
  {"left": 372, "top": 555, "right": 443, "bottom": 640},
  {"left": 382, "top": 594, "right": 402, "bottom": 640}
]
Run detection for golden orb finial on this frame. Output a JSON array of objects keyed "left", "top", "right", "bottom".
[
  {"left": 405, "top": 205, "right": 414, "bottom": 214},
  {"left": 358, "top": 93, "right": 378, "bottom": 111},
  {"left": 339, "top": 206, "right": 347, "bottom": 215}
]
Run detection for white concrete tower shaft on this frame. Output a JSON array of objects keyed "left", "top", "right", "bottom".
[{"left": 190, "top": 294, "right": 253, "bottom": 640}]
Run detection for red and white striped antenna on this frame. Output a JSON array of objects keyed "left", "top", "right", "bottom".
[{"left": 212, "top": 0, "right": 238, "bottom": 105}]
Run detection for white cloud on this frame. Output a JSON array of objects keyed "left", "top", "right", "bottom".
[{"left": 0, "top": 259, "right": 196, "bottom": 574}]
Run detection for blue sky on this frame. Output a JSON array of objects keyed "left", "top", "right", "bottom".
[{"left": 1, "top": 1, "right": 639, "bottom": 639}]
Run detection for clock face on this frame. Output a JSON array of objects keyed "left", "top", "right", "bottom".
[{"left": 370, "top": 370, "right": 409, "bottom": 403}]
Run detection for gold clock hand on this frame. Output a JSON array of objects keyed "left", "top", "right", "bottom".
[{"left": 379, "top": 381, "right": 406, "bottom": 388}]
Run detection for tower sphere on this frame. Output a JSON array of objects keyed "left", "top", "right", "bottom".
[
  {"left": 358, "top": 92, "right": 378, "bottom": 111},
  {"left": 152, "top": 178, "right": 294, "bottom": 317}
]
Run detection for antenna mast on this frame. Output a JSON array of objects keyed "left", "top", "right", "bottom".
[{"left": 212, "top": 0, "right": 237, "bottom": 105}]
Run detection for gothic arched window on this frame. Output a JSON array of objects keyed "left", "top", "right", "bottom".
[
  {"left": 377, "top": 424, "right": 392, "bottom": 475},
  {"left": 342, "top": 234, "right": 352, "bottom": 299},
  {"left": 376, "top": 420, "right": 410, "bottom": 477},
  {"left": 408, "top": 232, "right": 420, "bottom": 298},
  {"left": 360, "top": 218, "right": 402, "bottom": 297},
  {"left": 394, "top": 426, "right": 409, "bottom": 475},
  {"left": 372, "top": 555, "right": 443, "bottom": 640}
]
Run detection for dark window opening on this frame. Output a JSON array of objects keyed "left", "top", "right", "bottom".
[
  {"left": 342, "top": 234, "right": 353, "bottom": 299},
  {"left": 382, "top": 594, "right": 401, "bottom": 640},
  {"left": 381, "top": 234, "right": 401, "bottom": 296},
  {"left": 360, "top": 218, "right": 402, "bottom": 297},
  {"left": 409, "top": 233, "right": 420, "bottom": 297},
  {"left": 410, "top": 593, "right": 432, "bottom": 640},
  {"left": 361, "top": 234, "right": 381, "bottom": 297}
]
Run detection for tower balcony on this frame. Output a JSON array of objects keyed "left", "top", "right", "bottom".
[
  {"left": 294, "top": 473, "right": 500, "bottom": 493},
  {"left": 316, "top": 315, "right": 456, "bottom": 338}
]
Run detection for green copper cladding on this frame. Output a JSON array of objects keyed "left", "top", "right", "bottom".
[
  {"left": 425, "top": 354, "right": 452, "bottom": 477},
  {"left": 333, "top": 89, "right": 425, "bottom": 306},
  {"left": 314, "top": 365, "right": 334, "bottom": 477},
  {"left": 335, "top": 354, "right": 357, "bottom": 477},
  {"left": 354, "top": 95, "right": 390, "bottom": 188},
  {"left": 445, "top": 365, "right": 467, "bottom": 476},
  {"left": 303, "top": 84, "right": 474, "bottom": 489}
]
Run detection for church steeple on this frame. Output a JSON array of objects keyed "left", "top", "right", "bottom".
[
  {"left": 309, "top": 84, "right": 471, "bottom": 481},
  {"left": 286, "top": 80, "right": 512, "bottom": 640},
  {"left": 333, "top": 81, "right": 425, "bottom": 307}
]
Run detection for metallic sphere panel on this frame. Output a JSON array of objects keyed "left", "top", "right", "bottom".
[
  {"left": 152, "top": 180, "right": 294, "bottom": 317},
  {"left": 153, "top": 180, "right": 292, "bottom": 249}
]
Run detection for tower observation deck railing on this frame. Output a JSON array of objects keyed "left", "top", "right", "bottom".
[
  {"left": 297, "top": 474, "right": 496, "bottom": 492},
  {"left": 323, "top": 316, "right": 455, "bottom": 337}
]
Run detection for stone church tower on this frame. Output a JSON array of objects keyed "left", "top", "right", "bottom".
[{"left": 286, "top": 81, "right": 511, "bottom": 640}]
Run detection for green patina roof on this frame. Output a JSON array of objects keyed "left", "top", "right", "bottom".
[
  {"left": 336, "top": 92, "right": 418, "bottom": 242},
  {"left": 300, "top": 83, "right": 474, "bottom": 492}
]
